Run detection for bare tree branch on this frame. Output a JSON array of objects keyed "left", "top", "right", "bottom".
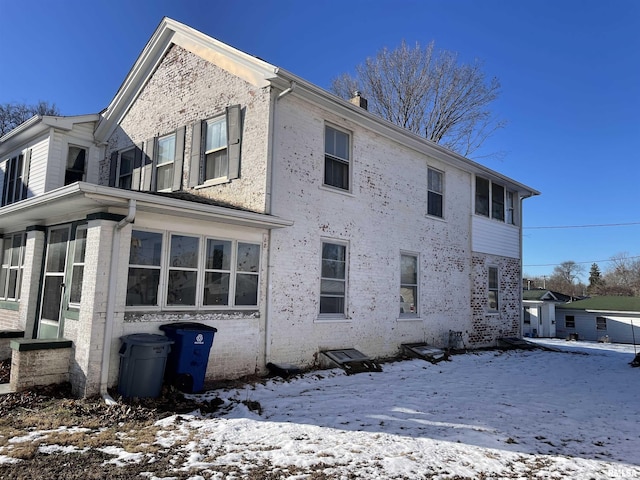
[{"left": 0, "top": 101, "right": 60, "bottom": 136}]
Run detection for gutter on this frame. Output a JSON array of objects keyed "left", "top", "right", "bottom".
[{"left": 100, "top": 199, "right": 136, "bottom": 404}]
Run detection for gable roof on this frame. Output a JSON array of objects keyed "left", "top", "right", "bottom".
[
  {"left": 522, "top": 289, "right": 572, "bottom": 302},
  {"left": 557, "top": 296, "right": 640, "bottom": 313},
  {"left": 95, "top": 18, "right": 539, "bottom": 198}
]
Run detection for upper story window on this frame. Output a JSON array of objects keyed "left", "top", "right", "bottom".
[
  {"left": 324, "top": 125, "right": 350, "bottom": 191},
  {"left": 319, "top": 240, "right": 348, "bottom": 316},
  {"left": 475, "top": 176, "right": 516, "bottom": 225},
  {"left": 0, "top": 232, "right": 25, "bottom": 301},
  {"left": 156, "top": 133, "right": 176, "bottom": 191},
  {"left": 118, "top": 148, "right": 137, "bottom": 190},
  {"left": 427, "top": 168, "right": 443, "bottom": 218},
  {"left": 204, "top": 117, "right": 228, "bottom": 182},
  {"left": 65, "top": 146, "right": 87, "bottom": 185},
  {"left": 2, "top": 151, "right": 30, "bottom": 206},
  {"left": 189, "top": 105, "right": 242, "bottom": 187}
]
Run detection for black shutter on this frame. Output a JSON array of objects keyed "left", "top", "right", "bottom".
[
  {"left": 188, "top": 121, "right": 202, "bottom": 187},
  {"left": 226, "top": 104, "right": 242, "bottom": 180},
  {"left": 109, "top": 151, "right": 118, "bottom": 187},
  {"left": 172, "top": 126, "right": 186, "bottom": 191},
  {"left": 131, "top": 143, "right": 143, "bottom": 191},
  {"left": 142, "top": 138, "right": 155, "bottom": 191}
]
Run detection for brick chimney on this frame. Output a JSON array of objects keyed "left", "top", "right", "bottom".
[{"left": 350, "top": 91, "right": 368, "bottom": 110}]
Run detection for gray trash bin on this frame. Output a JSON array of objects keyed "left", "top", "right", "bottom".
[{"left": 118, "top": 333, "right": 173, "bottom": 398}]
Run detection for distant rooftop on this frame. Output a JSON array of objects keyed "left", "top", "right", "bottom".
[{"left": 557, "top": 296, "right": 640, "bottom": 313}]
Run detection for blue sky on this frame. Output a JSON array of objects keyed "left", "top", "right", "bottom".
[{"left": 2, "top": 0, "right": 639, "bottom": 281}]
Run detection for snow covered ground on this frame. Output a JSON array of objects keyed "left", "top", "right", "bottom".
[{"left": 132, "top": 339, "right": 640, "bottom": 479}]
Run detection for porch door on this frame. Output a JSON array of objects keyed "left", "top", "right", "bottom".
[{"left": 38, "top": 225, "right": 71, "bottom": 339}]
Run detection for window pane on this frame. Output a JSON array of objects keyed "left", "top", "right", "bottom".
[
  {"left": 401, "top": 255, "right": 417, "bottom": 284},
  {"left": 427, "top": 191, "right": 443, "bottom": 217},
  {"left": 475, "top": 177, "right": 489, "bottom": 216},
  {"left": 206, "top": 118, "right": 227, "bottom": 151},
  {"left": 10, "top": 234, "right": 22, "bottom": 265},
  {"left": 489, "top": 267, "right": 498, "bottom": 289},
  {"left": 324, "top": 156, "right": 349, "bottom": 190},
  {"left": 0, "top": 268, "right": 6, "bottom": 298},
  {"left": 73, "top": 229, "right": 87, "bottom": 263},
  {"left": 203, "top": 272, "right": 230, "bottom": 305},
  {"left": 428, "top": 169, "right": 442, "bottom": 193},
  {"left": 46, "top": 229, "right": 69, "bottom": 273},
  {"left": 167, "top": 271, "right": 197, "bottom": 306},
  {"left": 120, "top": 149, "right": 135, "bottom": 174},
  {"left": 65, "top": 146, "right": 86, "bottom": 184},
  {"left": 235, "top": 273, "right": 258, "bottom": 305},
  {"left": 400, "top": 287, "right": 417, "bottom": 314},
  {"left": 126, "top": 268, "right": 160, "bottom": 306},
  {"left": 156, "top": 163, "right": 173, "bottom": 191},
  {"left": 7, "top": 270, "right": 17, "bottom": 299},
  {"left": 237, "top": 243, "right": 260, "bottom": 273},
  {"left": 157, "top": 135, "right": 175, "bottom": 165},
  {"left": 320, "top": 296, "right": 344, "bottom": 314},
  {"left": 69, "top": 265, "right": 84, "bottom": 304},
  {"left": 205, "top": 150, "right": 228, "bottom": 180},
  {"left": 325, "top": 126, "right": 349, "bottom": 160},
  {"left": 170, "top": 235, "right": 199, "bottom": 269},
  {"left": 321, "top": 279, "right": 345, "bottom": 295},
  {"left": 488, "top": 290, "right": 498, "bottom": 311},
  {"left": 41, "top": 277, "right": 63, "bottom": 321},
  {"left": 492, "top": 183, "right": 505, "bottom": 221},
  {"left": 206, "top": 239, "right": 231, "bottom": 270},
  {"left": 130, "top": 231, "right": 162, "bottom": 266}
]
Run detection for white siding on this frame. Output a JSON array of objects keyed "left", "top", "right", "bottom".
[
  {"left": 472, "top": 215, "right": 520, "bottom": 259},
  {"left": 25, "top": 136, "right": 50, "bottom": 198}
]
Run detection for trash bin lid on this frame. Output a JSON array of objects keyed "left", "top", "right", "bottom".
[
  {"left": 121, "top": 333, "right": 174, "bottom": 346},
  {"left": 160, "top": 322, "right": 217, "bottom": 333}
]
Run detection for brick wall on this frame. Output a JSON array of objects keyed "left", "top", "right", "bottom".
[{"left": 469, "top": 253, "right": 521, "bottom": 346}]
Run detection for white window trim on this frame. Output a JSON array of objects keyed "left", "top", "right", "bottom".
[
  {"left": 323, "top": 123, "right": 352, "bottom": 194},
  {"left": 203, "top": 115, "right": 229, "bottom": 184},
  {"left": 399, "top": 251, "right": 420, "bottom": 320},
  {"left": 67, "top": 226, "right": 87, "bottom": 308},
  {"left": 0, "top": 232, "right": 25, "bottom": 302},
  {"left": 155, "top": 133, "right": 176, "bottom": 192},
  {"left": 317, "top": 238, "right": 349, "bottom": 321}
]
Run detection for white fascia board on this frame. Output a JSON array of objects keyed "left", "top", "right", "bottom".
[
  {"left": 274, "top": 68, "right": 539, "bottom": 198},
  {"left": 41, "top": 114, "right": 100, "bottom": 131}
]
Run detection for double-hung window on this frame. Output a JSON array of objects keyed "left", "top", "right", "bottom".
[
  {"left": 475, "top": 176, "right": 516, "bottom": 225},
  {"left": 427, "top": 168, "right": 443, "bottom": 218},
  {"left": 126, "top": 229, "right": 260, "bottom": 309},
  {"left": 488, "top": 266, "right": 499, "bottom": 312},
  {"left": 400, "top": 253, "right": 418, "bottom": 316},
  {"left": 565, "top": 315, "right": 575, "bottom": 328},
  {"left": 324, "top": 125, "right": 350, "bottom": 191},
  {"left": 320, "top": 241, "right": 347, "bottom": 315},
  {"left": 118, "top": 148, "right": 136, "bottom": 190},
  {"left": 2, "top": 152, "right": 30, "bottom": 206},
  {"left": 65, "top": 146, "right": 87, "bottom": 185},
  {"left": 204, "top": 117, "right": 228, "bottom": 182},
  {"left": 0, "top": 233, "right": 25, "bottom": 301},
  {"left": 155, "top": 133, "right": 176, "bottom": 191},
  {"left": 596, "top": 316, "right": 607, "bottom": 330}
]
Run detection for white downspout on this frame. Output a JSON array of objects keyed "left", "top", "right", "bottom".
[
  {"left": 100, "top": 199, "right": 136, "bottom": 404},
  {"left": 264, "top": 81, "right": 296, "bottom": 365}
]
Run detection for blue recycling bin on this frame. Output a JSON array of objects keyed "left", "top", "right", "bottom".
[
  {"left": 159, "top": 322, "right": 217, "bottom": 393},
  {"left": 118, "top": 333, "right": 173, "bottom": 398}
]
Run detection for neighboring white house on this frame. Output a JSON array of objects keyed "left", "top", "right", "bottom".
[
  {"left": 556, "top": 296, "right": 640, "bottom": 344},
  {"left": 0, "top": 18, "right": 538, "bottom": 397},
  {"left": 522, "top": 289, "right": 573, "bottom": 338}
]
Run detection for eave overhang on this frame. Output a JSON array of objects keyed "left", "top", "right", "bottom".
[{"left": 0, "top": 183, "right": 293, "bottom": 233}]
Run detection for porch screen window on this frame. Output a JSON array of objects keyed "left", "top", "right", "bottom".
[
  {"left": 167, "top": 235, "right": 200, "bottom": 306},
  {"left": 126, "top": 230, "right": 163, "bottom": 306},
  {"left": 324, "top": 125, "right": 350, "bottom": 191},
  {"left": 475, "top": 176, "right": 516, "bottom": 225},
  {"left": 2, "top": 153, "right": 29, "bottom": 206},
  {"left": 65, "top": 146, "right": 87, "bottom": 185},
  {"left": 69, "top": 227, "right": 87, "bottom": 305},
  {"left": 400, "top": 254, "right": 418, "bottom": 316},
  {"left": 0, "top": 233, "right": 25, "bottom": 301},
  {"left": 488, "top": 266, "right": 499, "bottom": 312},
  {"left": 320, "top": 241, "right": 347, "bottom": 315},
  {"left": 156, "top": 133, "right": 176, "bottom": 191},
  {"left": 427, "top": 168, "right": 443, "bottom": 218}
]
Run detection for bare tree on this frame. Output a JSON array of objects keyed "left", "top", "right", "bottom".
[
  {"left": 0, "top": 101, "right": 60, "bottom": 136},
  {"left": 331, "top": 41, "right": 505, "bottom": 157},
  {"left": 602, "top": 253, "right": 640, "bottom": 296},
  {"left": 546, "top": 261, "right": 586, "bottom": 297}
]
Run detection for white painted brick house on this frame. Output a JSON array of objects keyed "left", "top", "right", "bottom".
[{"left": 0, "top": 18, "right": 538, "bottom": 397}]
